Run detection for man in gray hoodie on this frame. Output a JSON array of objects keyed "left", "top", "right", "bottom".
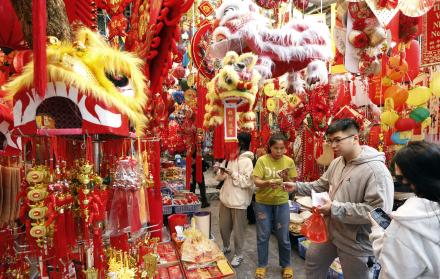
[{"left": 283, "top": 118, "right": 394, "bottom": 279}]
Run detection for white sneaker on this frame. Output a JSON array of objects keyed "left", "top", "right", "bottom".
[
  {"left": 230, "top": 255, "right": 243, "bottom": 267},
  {"left": 222, "top": 246, "right": 232, "bottom": 254}
]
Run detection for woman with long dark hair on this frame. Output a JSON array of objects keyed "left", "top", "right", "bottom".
[
  {"left": 253, "top": 134, "right": 297, "bottom": 279},
  {"left": 369, "top": 141, "right": 440, "bottom": 278},
  {"left": 215, "top": 132, "right": 254, "bottom": 267}
]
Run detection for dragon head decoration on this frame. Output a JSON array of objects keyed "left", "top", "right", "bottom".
[
  {"left": 204, "top": 51, "right": 261, "bottom": 131},
  {"left": 2, "top": 28, "right": 148, "bottom": 135}
]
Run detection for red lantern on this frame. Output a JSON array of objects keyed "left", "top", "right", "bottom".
[
  {"left": 294, "top": 0, "right": 309, "bottom": 11},
  {"left": 384, "top": 85, "right": 408, "bottom": 109},
  {"left": 172, "top": 66, "right": 186, "bottom": 79},
  {"left": 386, "top": 56, "right": 408, "bottom": 82},
  {"left": 395, "top": 118, "right": 417, "bottom": 131},
  {"left": 166, "top": 93, "right": 176, "bottom": 115},
  {"left": 404, "top": 40, "right": 420, "bottom": 82}
]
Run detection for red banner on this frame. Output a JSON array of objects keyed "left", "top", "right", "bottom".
[
  {"left": 422, "top": 2, "right": 440, "bottom": 65},
  {"left": 224, "top": 105, "right": 237, "bottom": 141}
]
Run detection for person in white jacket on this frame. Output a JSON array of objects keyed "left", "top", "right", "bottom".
[
  {"left": 215, "top": 132, "right": 254, "bottom": 267},
  {"left": 369, "top": 141, "right": 440, "bottom": 279}
]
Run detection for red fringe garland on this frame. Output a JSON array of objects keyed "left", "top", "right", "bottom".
[{"left": 32, "top": 0, "right": 47, "bottom": 97}]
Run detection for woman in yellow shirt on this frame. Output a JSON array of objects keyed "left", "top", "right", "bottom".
[{"left": 253, "top": 134, "right": 297, "bottom": 279}]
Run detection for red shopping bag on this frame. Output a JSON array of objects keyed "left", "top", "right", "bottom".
[{"left": 300, "top": 207, "right": 328, "bottom": 243}]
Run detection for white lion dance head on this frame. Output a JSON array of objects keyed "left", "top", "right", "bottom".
[{"left": 210, "top": 0, "right": 333, "bottom": 94}]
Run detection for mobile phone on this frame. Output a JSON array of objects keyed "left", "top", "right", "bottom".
[
  {"left": 218, "top": 166, "right": 227, "bottom": 171},
  {"left": 371, "top": 208, "right": 392, "bottom": 229}
]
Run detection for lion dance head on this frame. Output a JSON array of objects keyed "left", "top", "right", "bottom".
[
  {"left": 3, "top": 28, "right": 148, "bottom": 135},
  {"left": 204, "top": 51, "right": 261, "bottom": 131}
]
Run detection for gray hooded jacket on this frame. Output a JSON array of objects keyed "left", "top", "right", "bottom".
[{"left": 296, "top": 145, "right": 394, "bottom": 256}]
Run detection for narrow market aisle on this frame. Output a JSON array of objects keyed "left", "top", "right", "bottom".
[{"left": 207, "top": 199, "right": 306, "bottom": 279}]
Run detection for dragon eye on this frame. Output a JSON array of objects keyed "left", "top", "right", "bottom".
[{"left": 106, "top": 72, "right": 129, "bottom": 88}]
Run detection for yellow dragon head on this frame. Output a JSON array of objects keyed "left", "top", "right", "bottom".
[
  {"left": 2, "top": 28, "right": 148, "bottom": 135},
  {"left": 204, "top": 51, "right": 261, "bottom": 130}
]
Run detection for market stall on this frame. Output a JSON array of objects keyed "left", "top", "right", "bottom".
[{"left": 0, "top": 0, "right": 439, "bottom": 278}]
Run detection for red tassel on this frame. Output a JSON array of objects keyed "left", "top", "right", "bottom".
[
  {"left": 93, "top": 227, "right": 104, "bottom": 277},
  {"left": 153, "top": 140, "right": 161, "bottom": 191},
  {"left": 186, "top": 152, "right": 192, "bottom": 190},
  {"left": 65, "top": 209, "right": 76, "bottom": 248},
  {"left": 213, "top": 124, "right": 225, "bottom": 159},
  {"left": 315, "top": 136, "right": 324, "bottom": 159},
  {"left": 196, "top": 85, "right": 207, "bottom": 128},
  {"left": 196, "top": 153, "right": 202, "bottom": 183},
  {"left": 54, "top": 213, "right": 67, "bottom": 259},
  {"left": 225, "top": 141, "right": 239, "bottom": 160},
  {"left": 33, "top": 0, "right": 47, "bottom": 97},
  {"left": 86, "top": 136, "right": 93, "bottom": 163}
]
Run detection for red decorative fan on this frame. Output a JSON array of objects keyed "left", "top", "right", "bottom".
[
  {"left": 398, "top": 0, "right": 435, "bottom": 17},
  {"left": 191, "top": 23, "right": 215, "bottom": 79}
]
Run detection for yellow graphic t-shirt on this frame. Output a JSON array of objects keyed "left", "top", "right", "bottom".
[{"left": 253, "top": 154, "right": 297, "bottom": 205}]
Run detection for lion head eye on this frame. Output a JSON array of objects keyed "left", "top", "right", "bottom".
[
  {"left": 106, "top": 72, "right": 129, "bottom": 88},
  {"left": 224, "top": 6, "right": 237, "bottom": 16}
]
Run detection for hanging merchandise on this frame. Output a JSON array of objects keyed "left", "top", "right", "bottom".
[
  {"left": 345, "top": 2, "right": 388, "bottom": 76},
  {"left": 2, "top": 28, "right": 148, "bottom": 136},
  {"left": 209, "top": 0, "right": 332, "bottom": 94},
  {"left": 108, "top": 158, "right": 145, "bottom": 236},
  {"left": 204, "top": 52, "right": 262, "bottom": 158},
  {"left": 147, "top": 0, "right": 194, "bottom": 95},
  {"left": 191, "top": 23, "right": 216, "bottom": 79}
]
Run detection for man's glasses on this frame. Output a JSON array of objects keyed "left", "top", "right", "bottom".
[{"left": 326, "top": 135, "right": 355, "bottom": 145}]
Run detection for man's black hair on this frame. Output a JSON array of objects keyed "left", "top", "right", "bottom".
[{"left": 326, "top": 118, "right": 360, "bottom": 135}]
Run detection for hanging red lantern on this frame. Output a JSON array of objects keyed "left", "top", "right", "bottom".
[
  {"left": 395, "top": 118, "right": 417, "bottom": 131},
  {"left": 166, "top": 92, "right": 176, "bottom": 115},
  {"left": 404, "top": 40, "right": 421, "bottom": 82},
  {"left": 165, "top": 75, "right": 176, "bottom": 87},
  {"left": 386, "top": 55, "right": 408, "bottom": 82},
  {"left": 172, "top": 66, "right": 186, "bottom": 79},
  {"left": 294, "top": 0, "right": 309, "bottom": 11},
  {"left": 384, "top": 85, "right": 408, "bottom": 109}
]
